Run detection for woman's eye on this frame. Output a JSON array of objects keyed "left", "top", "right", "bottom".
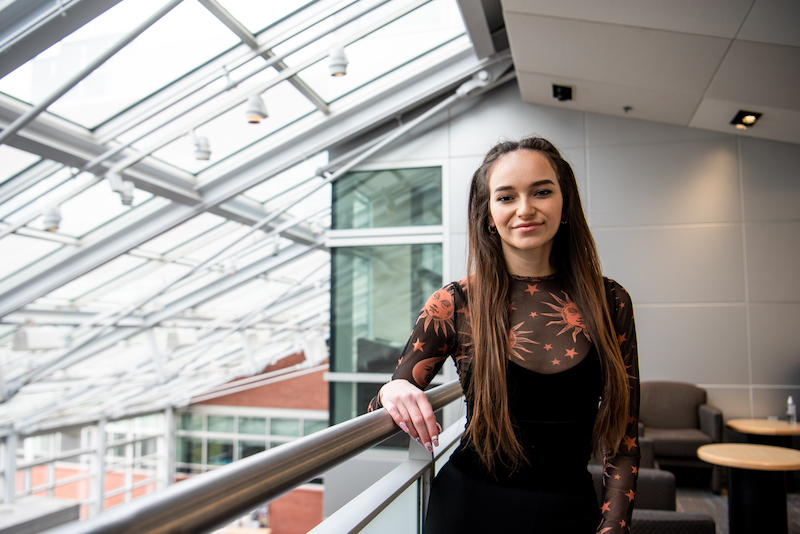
[
  {"left": 534, "top": 189, "right": 552, "bottom": 196},
  {"left": 496, "top": 195, "right": 513, "bottom": 202}
]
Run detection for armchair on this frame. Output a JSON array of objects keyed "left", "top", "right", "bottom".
[
  {"left": 639, "top": 381, "right": 724, "bottom": 493},
  {"left": 589, "top": 465, "right": 715, "bottom": 534}
]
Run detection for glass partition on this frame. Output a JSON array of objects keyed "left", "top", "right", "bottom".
[{"left": 332, "top": 167, "right": 442, "bottom": 229}]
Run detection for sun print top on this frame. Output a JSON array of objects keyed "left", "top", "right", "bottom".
[{"left": 368, "top": 274, "right": 641, "bottom": 533}]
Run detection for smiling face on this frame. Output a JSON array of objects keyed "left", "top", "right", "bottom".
[{"left": 487, "top": 150, "right": 564, "bottom": 271}]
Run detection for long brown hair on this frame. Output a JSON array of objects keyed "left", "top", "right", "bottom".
[{"left": 464, "top": 137, "right": 629, "bottom": 473}]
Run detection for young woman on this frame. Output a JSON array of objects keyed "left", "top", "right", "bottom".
[{"left": 369, "top": 137, "right": 640, "bottom": 533}]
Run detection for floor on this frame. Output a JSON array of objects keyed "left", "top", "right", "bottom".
[{"left": 670, "top": 468, "right": 800, "bottom": 534}]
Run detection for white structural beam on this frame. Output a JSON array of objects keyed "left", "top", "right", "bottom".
[
  {"left": 456, "top": 0, "right": 496, "bottom": 59},
  {"left": 0, "top": 44, "right": 491, "bottom": 319}
]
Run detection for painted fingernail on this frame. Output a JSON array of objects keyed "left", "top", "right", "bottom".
[
  {"left": 425, "top": 442, "right": 433, "bottom": 453},
  {"left": 415, "top": 437, "right": 421, "bottom": 443},
  {"left": 399, "top": 422, "right": 409, "bottom": 433},
  {"left": 436, "top": 423, "right": 442, "bottom": 433},
  {"left": 432, "top": 437, "right": 439, "bottom": 447}
]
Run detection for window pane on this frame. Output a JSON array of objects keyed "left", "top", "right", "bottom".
[
  {"left": 177, "top": 436, "right": 202, "bottom": 463},
  {"left": 207, "top": 439, "right": 233, "bottom": 465},
  {"left": 178, "top": 413, "right": 203, "bottom": 431},
  {"left": 48, "top": 1, "right": 239, "bottom": 128},
  {"left": 331, "top": 244, "right": 442, "bottom": 374},
  {"left": 332, "top": 167, "right": 441, "bottom": 229},
  {"left": 291, "top": 0, "right": 464, "bottom": 103},
  {"left": 239, "top": 440, "right": 266, "bottom": 460},
  {"left": 208, "top": 415, "right": 234, "bottom": 433},
  {"left": 0, "top": 234, "right": 63, "bottom": 283},
  {"left": 239, "top": 417, "right": 267, "bottom": 435},
  {"left": 216, "top": 0, "right": 316, "bottom": 34},
  {"left": 303, "top": 420, "right": 327, "bottom": 436},
  {"left": 270, "top": 418, "right": 300, "bottom": 437},
  {"left": 0, "top": 0, "right": 171, "bottom": 105},
  {"left": 0, "top": 146, "right": 40, "bottom": 186},
  {"left": 52, "top": 179, "right": 153, "bottom": 237}
]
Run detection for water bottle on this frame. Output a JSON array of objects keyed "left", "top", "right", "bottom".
[{"left": 788, "top": 396, "right": 797, "bottom": 425}]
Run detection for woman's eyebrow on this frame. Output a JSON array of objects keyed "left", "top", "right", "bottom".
[{"left": 493, "top": 179, "right": 554, "bottom": 194}]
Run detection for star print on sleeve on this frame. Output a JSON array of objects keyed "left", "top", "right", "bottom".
[
  {"left": 597, "top": 278, "right": 640, "bottom": 534},
  {"left": 367, "top": 283, "right": 464, "bottom": 406}
]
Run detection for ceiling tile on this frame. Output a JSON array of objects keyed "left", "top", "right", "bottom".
[
  {"left": 501, "top": 0, "right": 751, "bottom": 38},
  {"left": 738, "top": 0, "right": 800, "bottom": 47},
  {"left": 705, "top": 40, "right": 800, "bottom": 112},
  {"left": 517, "top": 72, "right": 699, "bottom": 126},
  {"left": 505, "top": 14, "right": 730, "bottom": 95},
  {"left": 690, "top": 97, "right": 800, "bottom": 145}
]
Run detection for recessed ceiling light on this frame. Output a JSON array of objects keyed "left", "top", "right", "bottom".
[{"left": 731, "top": 110, "right": 762, "bottom": 129}]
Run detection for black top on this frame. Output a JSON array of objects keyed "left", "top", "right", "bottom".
[{"left": 369, "top": 274, "right": 641, "bottom": 533}]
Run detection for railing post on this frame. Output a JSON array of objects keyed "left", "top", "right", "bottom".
[
  {"left": 3, "top": 433, "right": 17, "bottom": 503},
  {"left": 91, "top": 419, "right": 107, "bottom": 516},
  {"left": 161, "top": 408, "right": 176, "bottom": 487},
  {"left": 408, "top": 438, "right": 434, "bottom": 533}
]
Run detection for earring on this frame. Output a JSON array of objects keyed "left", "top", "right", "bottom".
[
  {"left": 561, "top": 217, "right": 568, "bottom": 225},
  {"left": 488, "top": 224, "right": 498, "bottom": 234}
]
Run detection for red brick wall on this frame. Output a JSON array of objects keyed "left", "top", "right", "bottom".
[
  {"left": 19, "top": 464, "right": 155, "bottom": 519},
  {"left": 194, "top": 351, "right": 329, "bottom": 533},
  {"left": 269, "top": 486, "right": 324, "bottom": 534},
  {"left": 195, "top": 353, "right": 329, "bottom": 410}
]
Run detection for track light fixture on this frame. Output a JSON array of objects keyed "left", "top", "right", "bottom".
[
  {"left": 328, "top": 47, "right": 348, "bottom": 77},
  {"left": 42, "top": 206, "right": 62, "bottom": 232},
  {"left": 106, "top": 171, "right": 135, "bottom": 206},
  {"left": 730, "top": 110, "right": 762, "bottom": 130},
  {"left": 194, "top": 134, "right": 211, "bottom": 160},
  {"left": 245, "top": 94, "right": 268, "bottom": 124}
]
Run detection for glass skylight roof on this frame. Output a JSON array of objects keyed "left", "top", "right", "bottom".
[
  {"left": 0, "top": 146, "right": 39, "bottom": 185},
  {"left": 0, "top": 0, "right": 473, "bottom": 431}
]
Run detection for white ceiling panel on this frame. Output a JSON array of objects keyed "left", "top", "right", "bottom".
[
  {"left": 502, "top": 0, "right": 800, "bottom": 144},
  {"left": 705, "top": 40, "right": 800, "bottom": 111},
  {"left": 501, "top": 0, "right": 752, "bottom": 38},
  {"left": 738, "top": 0, "right": 800, "bottom": 47},
  {"left": 505, "top": 14, "right": 730, "bottom": 95},
  {"left": 690, "top": 98, "right": 800, "bottom": 145},
  {"left": 517, "top": 72, "right": 699, "bottom": 126}
]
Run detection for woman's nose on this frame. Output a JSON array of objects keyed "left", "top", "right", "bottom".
[{"left": 517, "top": 196, "right": 535, "bottom": 216}]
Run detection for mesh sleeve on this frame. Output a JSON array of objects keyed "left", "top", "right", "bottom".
[
  {"left": 597, "top": 280, "right": 640, "bottom": 533},
  {"left": 368, "top": 283, "right": 460, "bottom": 412}
]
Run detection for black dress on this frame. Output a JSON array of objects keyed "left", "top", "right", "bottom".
[{"left": 369, "top": 275, "right": 640, "bottom": 534}]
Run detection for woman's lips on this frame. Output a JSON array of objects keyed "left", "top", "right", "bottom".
[{"left": 513, "top": 222, "right": 542, "bottom": 232}]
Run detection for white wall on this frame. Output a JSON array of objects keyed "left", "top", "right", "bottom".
[{"left": 349, "top": 80, "right": 800, "bottom": 421}]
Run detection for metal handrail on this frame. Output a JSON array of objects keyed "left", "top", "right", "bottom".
[{"left": 44, "top": 380, "right": 464, "bottom": 534}]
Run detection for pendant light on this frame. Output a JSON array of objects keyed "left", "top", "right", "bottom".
[
  {"left": 328, "top": 47, "right": 348, "bottom": 77},
  {"left": 245, "top": 94, "right": 268, "bottom": 124}
]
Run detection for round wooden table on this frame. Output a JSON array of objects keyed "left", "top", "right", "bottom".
[
  {"left": 698, "top": 443, "right": 800, "bottom": 534},
  {"left": 727, "top": 419, "right": 800, "bottom": 444}
]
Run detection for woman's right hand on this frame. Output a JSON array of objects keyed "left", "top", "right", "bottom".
[{"left": 378, "top": 379, "right": 441, "bottom": 452}]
